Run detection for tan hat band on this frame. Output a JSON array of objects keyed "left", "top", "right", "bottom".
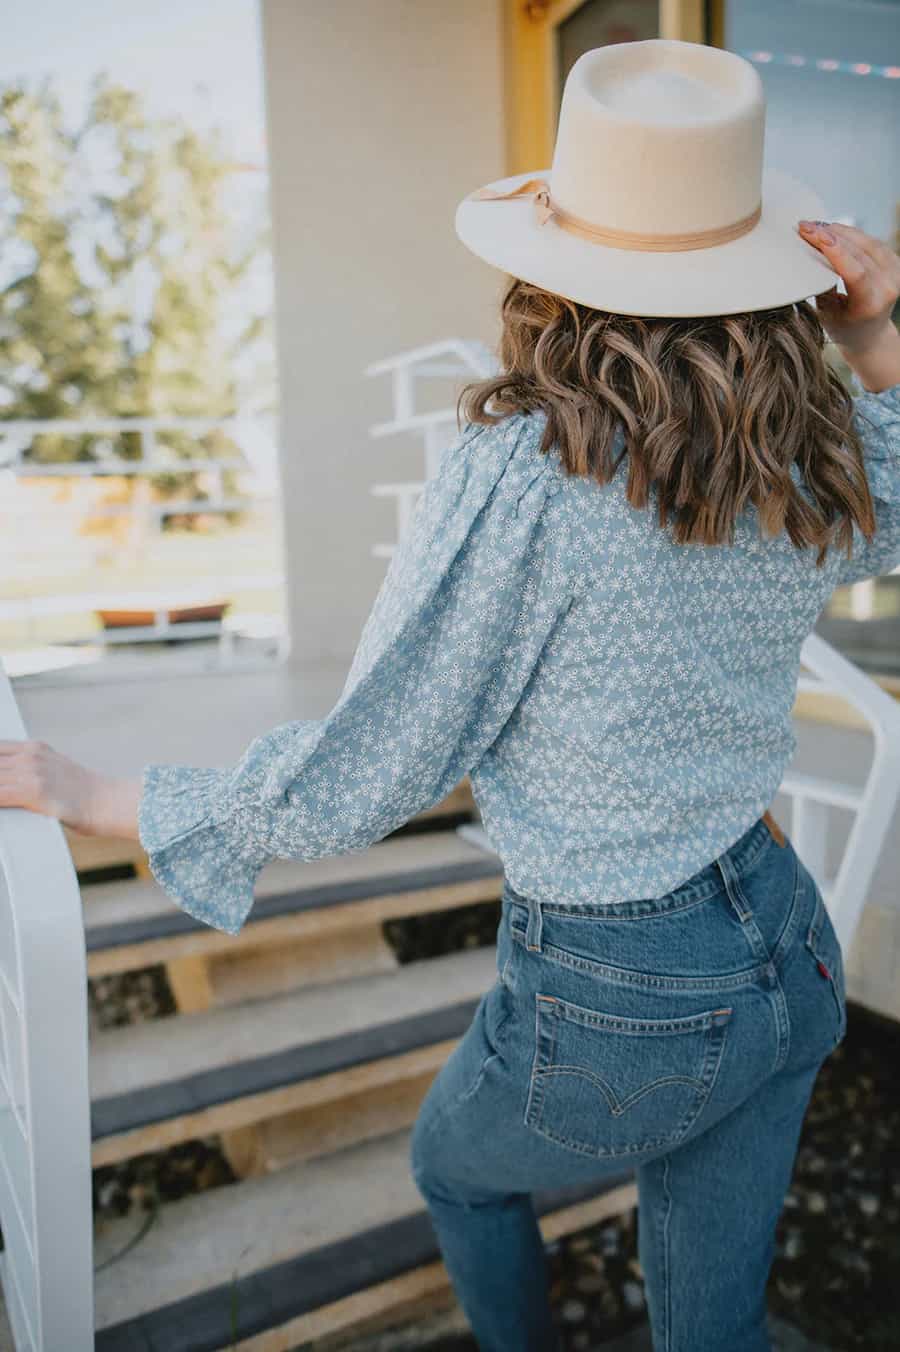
[{"left": 471, "top": 178, "right": 762, "bottom": 253}]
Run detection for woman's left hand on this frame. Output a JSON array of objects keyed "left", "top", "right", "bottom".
[{"left": 0, "top": 739, "right": 141, "bottom": 839}]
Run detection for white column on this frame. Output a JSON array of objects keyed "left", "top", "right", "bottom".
[{"left": 260, "top": 0, "right": 506, "bottom": 678}]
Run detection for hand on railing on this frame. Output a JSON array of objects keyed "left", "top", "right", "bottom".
[{"left": 0, "top": 738, "right": 140, "bottom": 839}]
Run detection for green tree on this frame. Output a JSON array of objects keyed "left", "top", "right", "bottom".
[
  {"left": 0, "top": 81, "right": 121, "bottom": 461},
  {"left": 0, "top": 73, "right": 273, "bottom": 503}
]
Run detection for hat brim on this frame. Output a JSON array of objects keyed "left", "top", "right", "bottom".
[{"left": 455, "top": 167, "right": 840, "bottom": 318}]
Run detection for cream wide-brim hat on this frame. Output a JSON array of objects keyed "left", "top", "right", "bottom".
[{"left": 455, "top": 39, "right": 840, "bottom": 319}]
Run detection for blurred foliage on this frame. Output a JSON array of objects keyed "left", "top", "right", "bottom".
[{"left": 0, "top": 74, "right": 273, "bottom": 476}]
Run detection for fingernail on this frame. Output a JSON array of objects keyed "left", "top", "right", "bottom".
[
  {"left": 813, "top": 219, "right": 838, "bottom": 243},
  {"left": 798, "top": 219, "right": 836, "bottom": 244}
]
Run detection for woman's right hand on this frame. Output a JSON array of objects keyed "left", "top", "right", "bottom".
[
  {"left": 0, "top": 739, "right": 141, "bottom": 840},
  {"left": 797, "top": 219, "right": 900, "bottom": 392}
]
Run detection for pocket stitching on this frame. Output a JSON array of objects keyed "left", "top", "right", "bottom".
[
  {"left": 524, "top": 993, "right": 732, "bottom": 1157},
  {"left": 534, "top": 1064, "right": 710, "bottom": 1115},
  {"left": 510, "top": 924, "right": 761, "bottom": 994}
]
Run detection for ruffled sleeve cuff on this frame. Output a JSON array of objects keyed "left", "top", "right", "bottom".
[{"left": 137, "top": 764, "right": 272, "bottom": 935}]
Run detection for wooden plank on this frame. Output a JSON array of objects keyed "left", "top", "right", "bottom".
[
  {"left": 93, "top": 1126, "right": 637, "bottom": 1343},
  {"left": 92, "top": 1040, "right": 457, "bottom": 1170},
  {"left": 305, "top": 1285, "right": 464, "bottom": 1352},
  {"left": 227, "top": 1070, "right": 438, "bottom": 1177},
  {"left": 203, "top": 921, "right": 398, "bottom": 1008},
  {"left": 166, "top": 922, "right": 401, "bottom": 1015},
  {"left": 166, "top": 954, "right": 215, "bottom": 1013}
]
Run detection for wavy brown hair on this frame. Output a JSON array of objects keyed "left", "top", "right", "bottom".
[{"left": 458, "top": 278, "right": 878, "bottom": 566}]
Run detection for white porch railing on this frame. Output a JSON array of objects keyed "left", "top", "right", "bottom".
[
  {"left": 368, "top": 340, "right": 900, "bottom": 955},
  {"left": 0, "top": 416, "right": 284, "bottom": 665},
  {"left": 364, "top": 339, "right": 494, "bottom": 558},
  {"left": 0, "top": 665, "right": 94, "bottom": 1350},
  {"left": 786, "top": 633, "right": 900, "bottom": 952}
]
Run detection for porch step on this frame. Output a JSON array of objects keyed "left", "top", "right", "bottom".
[
  {"left": 93, "top": 1127, "right": 637, "bottom": 1351},
  {"left": 89, "top": 946, "right": 498, "bottom": 1166},
  {"left": 83, "top": 829, "right": 503, "bottom": 979}
]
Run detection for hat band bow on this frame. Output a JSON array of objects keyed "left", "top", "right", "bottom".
[{"left": 471, "top": 178, "right": 762, "bottom": 253}]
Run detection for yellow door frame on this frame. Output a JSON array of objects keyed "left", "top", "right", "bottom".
[{"left": 503, "top": 0, "right": 723, "bottom": 174}]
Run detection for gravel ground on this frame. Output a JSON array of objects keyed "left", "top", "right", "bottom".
[{"left": 90, "top": 898, "right": 899, "bottom": 1350}]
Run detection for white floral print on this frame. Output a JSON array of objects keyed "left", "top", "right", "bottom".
[{"left": 138, "top": 375, "right": 900, "bottom": 935}]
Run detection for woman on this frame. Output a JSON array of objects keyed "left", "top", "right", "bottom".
[{"left": 3, "top": 39, "right": 900, "bottom": 1352}]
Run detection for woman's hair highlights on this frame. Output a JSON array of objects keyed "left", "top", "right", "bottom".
[{"left": 458, "top": 278, "right": 877, "bottom": 566}]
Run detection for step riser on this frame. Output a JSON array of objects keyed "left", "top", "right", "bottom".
[
  {"left": 86, "top": 876, "right": 502, "bottom": 979},
  {"left": 221, "top": 1070, "right": 438, "bottom": 1177},
  {"left": 208, "top": 922, "right": 399, "bottom": 1006},
  {"left": 91, "top": 1040, "right": 457, "bottom": 1168}
]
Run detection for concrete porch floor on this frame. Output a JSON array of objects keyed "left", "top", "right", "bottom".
[{"left": 15, "top": 657, "right": 349, "bottom": 778}]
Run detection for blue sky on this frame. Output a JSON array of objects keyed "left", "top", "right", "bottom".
[{"left": 3, "top": 0, "right": 267, "bottom": 164}]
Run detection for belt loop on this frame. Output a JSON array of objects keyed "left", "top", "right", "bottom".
[
  {"left": 525, "top": 893, "right": 544, "bottom": 952},
  {"left": 715, "top": 848, "right": 753, "bottom": 924}
]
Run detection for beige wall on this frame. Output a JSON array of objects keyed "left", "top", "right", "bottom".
[{"left": 261, "top": 0, "right": 507, "bottom": 674}]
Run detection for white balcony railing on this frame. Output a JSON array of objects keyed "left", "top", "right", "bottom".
[
  {"left": 364, "top": 339, "right": 494, "bottom": 558},
  {"left": 0, "top": 416, "right": 285, "bottom": 672}
]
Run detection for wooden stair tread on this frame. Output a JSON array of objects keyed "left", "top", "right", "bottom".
[
  {"left": 93, "top": 1126, "right": 636, "bottom": 1346},
  {"left": 83, "top": 830, "right": 502, "bottom": 952},
  {"left": 90, "top": 946, "right": 497, "bottom": 1139}
]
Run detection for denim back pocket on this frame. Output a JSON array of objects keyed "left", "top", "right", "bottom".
[
  {"left": 804, "top": 882, "right": 848, "bottom": 1047},
  {"left": 524, "top": 993, "right": 732, "bottom": 1159}
]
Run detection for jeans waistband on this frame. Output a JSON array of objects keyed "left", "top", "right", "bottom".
[{"left": 503, "top": 813, "right": 779, "bottom": 951}]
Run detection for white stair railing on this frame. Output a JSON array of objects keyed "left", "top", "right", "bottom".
[
  {"left": 784, "top": 632, "right": 900, "bottom": 952},
  {"left": 364, "top": 339, "right": 495, "bottom": 557},
  {"left": 366, "top": 341, "right": 900, "bottom": 958},
  {"left": 0, "top": 665, "right": 93, "bottom": 1350}
]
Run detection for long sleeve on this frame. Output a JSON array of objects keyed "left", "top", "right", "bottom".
[
  {"left": 137, "top": 412, "right": 580, "bottom": 934},
  {"left": 835, "top": 374, "right": 900, "bottom": 587}
]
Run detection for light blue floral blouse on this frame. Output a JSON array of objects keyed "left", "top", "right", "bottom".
[{"left": 138, "top": 374, "right": 900, "bottom": 935}]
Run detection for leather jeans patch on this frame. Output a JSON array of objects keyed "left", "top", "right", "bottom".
[{"left": 762, "top": 808, "right": 786, "bottom": 847}]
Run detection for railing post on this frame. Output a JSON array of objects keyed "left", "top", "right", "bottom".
[
  {"left": 790, "top": 795, "right": 829, "bottom": 885},
  {"left": 0, "top": 666, "right": 94, "bottom": 1349}
]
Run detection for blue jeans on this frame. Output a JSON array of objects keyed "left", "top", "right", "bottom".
[{"left": 409, "top": 814, "right": 847, "bottom": 1352}]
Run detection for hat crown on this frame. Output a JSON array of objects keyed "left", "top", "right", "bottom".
[{"left": 551, "top": 39, "right": 765, "bottom": 235}]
